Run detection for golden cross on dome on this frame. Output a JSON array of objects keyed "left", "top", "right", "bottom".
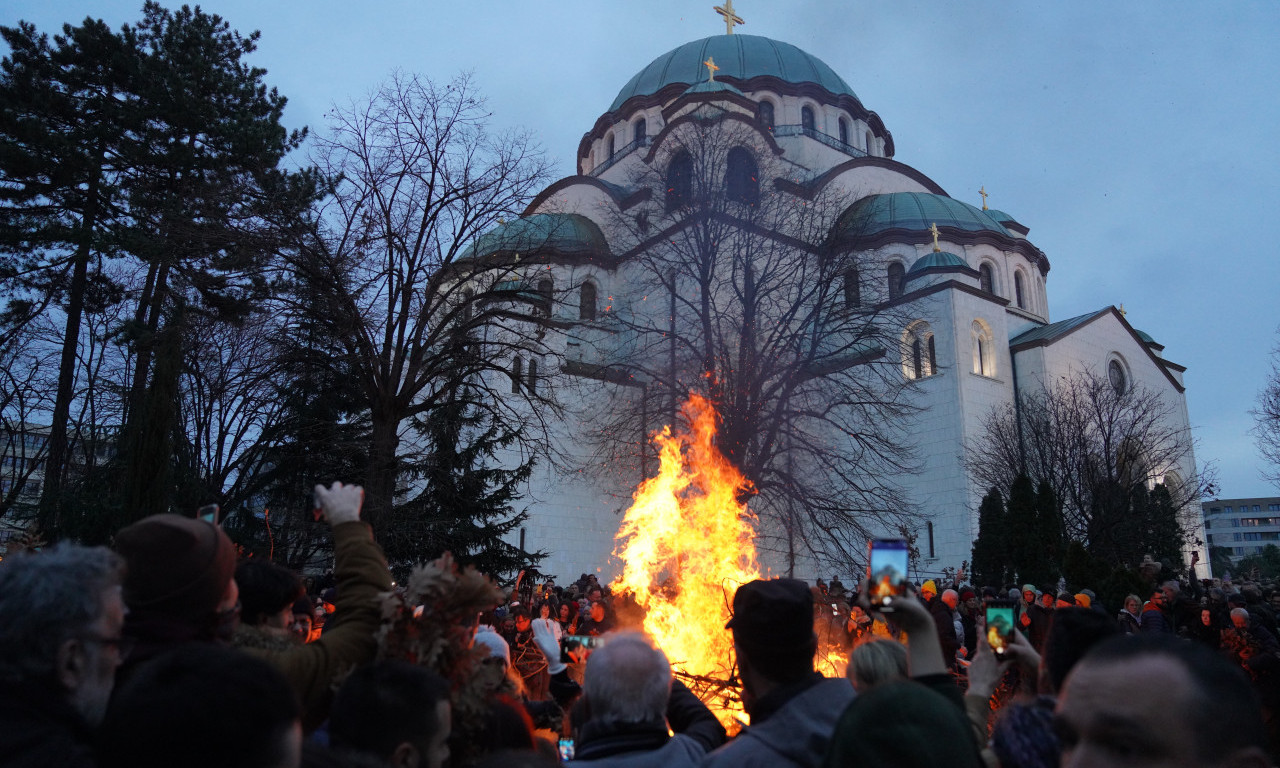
[
  {"left": 704, "top": 56, "right": 720, "bottom": 81},
  {"left": 979, "top": 186, "right": 989, "bottom": 210},
  {"left": 929, "top": 223, "right": 941, "bottom": 252},
  {"left": 714, "top": 0, "right": 744, "bottom": 35},
  {"left": 1119, "top": 303, "right": 1127, "bottom": 317}
]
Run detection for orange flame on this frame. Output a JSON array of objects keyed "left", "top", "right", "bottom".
[{"left": 614, "top": 394, "right": 761, "bottom": 729}]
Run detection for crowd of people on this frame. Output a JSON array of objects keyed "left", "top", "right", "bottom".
[{"left": 0, "top": 482, "right": 1274, "bottom": 768}]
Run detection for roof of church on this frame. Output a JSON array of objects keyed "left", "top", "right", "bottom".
[
  {"left": 1009, "top": 308, "right": 1111, "bottom": 347},
  {"left": 1135, "top": 329, "right": 1156, "bottom": 343},
  {"left": 908, "top": 250, "right": 967, "bottom": 274},
  {"left": 465, "top": 213, "right": 608, "bottom": 260},
  {"left": 835, "top": 192, "right": 1012, "bottom": 239},
  {"left": 984, "top": 208, "right": 1016, "bottom": 224},
  {"left": 609, "top": 35, "right": 858, "bottom": 112},
  {"left": 683, "top": 80, "right": 746, "bottom": 97}
]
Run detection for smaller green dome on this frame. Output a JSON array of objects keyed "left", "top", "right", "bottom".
[
  {"left": 1134, "top": 329, "right": 1156, "bottom": 344},
  {"left": 466, "top": 213, "right": 608, "bottom": 260},
  {"left": 835, "top": 192, "right": 1011, "bottom": 241},
  {"left": 682, "top": 80, "right": 745, "bottom": 98},
  {"left": 908, "top": 250, "right": 968, "bottom": 275}
]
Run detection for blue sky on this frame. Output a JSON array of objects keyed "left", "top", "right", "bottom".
[{"left": 9, "top": 1, "right": 1280, "bottom": 499}]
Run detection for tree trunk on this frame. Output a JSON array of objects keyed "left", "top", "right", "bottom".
[{"left": 363, "top": 413, "right": 401, "bottom": 534}]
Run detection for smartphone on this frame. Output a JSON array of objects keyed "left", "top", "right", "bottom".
[
  {"left": 558, "top": 738, "right": 574, "bottom": 761},
  {"left": 985, "top": 599, "right": 1016, "bottom": 656},
  {"left": 866, "top": 538, "right": 909, "bottom": 608},
  {"left": 196, "top": 503, "right": 221, "bottom": 526}
]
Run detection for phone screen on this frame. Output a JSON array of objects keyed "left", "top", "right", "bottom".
[
  {"left": 985, "top": 600, "right": 1016, "bottom": 656},
  {"left": 558, "top": 738, "right": 574, "bottom": 760},
  {"left": 867, "top": 538, "right": 909, "bottom": 607}
]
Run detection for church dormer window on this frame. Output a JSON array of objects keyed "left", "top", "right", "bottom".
[
  {"left": 579, "top": 281, "right": 597, "bottom": 321},
  {"left": 759, "top": 101, "right": 775, "bottom": 132},
  {"left": 979, "top": 263, "right": 994, "bottom": 294},
  {"left": 838, "top": 118, "right": 850, "bottom": 146},
  {"left": 633, "top": 118, "right": 647, "bottom": 145},
  {"left": 801, "top": 105, "right": 815, "bottom": 132},
  {"left": 888, "top": 263, "right": 905, "bottom": 300},
  {"left": 665, "top": 150, "right": 693, "bottom": 212},
  {"left": 726, "top": 147, "right": 759, "bottom": 206}
]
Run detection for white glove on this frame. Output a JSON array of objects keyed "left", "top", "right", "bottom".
[
  {"left": 314, "top": 481, "right": 363, "bottom": 526},
  {"left": 531, "top": 617, "right": 566, "bottom": 675}
]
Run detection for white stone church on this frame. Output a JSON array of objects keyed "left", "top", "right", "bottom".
[{"left": 467, "top": 29, "right": 1203, "bottom": 583}]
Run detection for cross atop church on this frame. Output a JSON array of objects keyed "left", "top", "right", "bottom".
[
  {"left": 929, "top": 223, "right": 941, "bottom": 252},
  {"left": 714, "top": 0, "right": 744, "bottom": 35},
  {"left": 979, "top": 186, "right": 989, "bottom": 210},
  {"left": 704, "top": 56, "right": 720, "bottom": 81}
]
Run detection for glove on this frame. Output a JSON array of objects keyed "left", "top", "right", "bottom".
[
  {"left": 314, "top": 481, "right": 363, "bottom": 526},
  {"left": 531, "top": 617, "right": 567, "bottom": 675}
]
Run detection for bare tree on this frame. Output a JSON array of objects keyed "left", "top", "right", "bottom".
[
  {"left": 293, "top": 71, "right": 556, "bottom": 536},
  {"left": 586, "top": 117, "right": 917, "bottom": 573},
  {"left": 966, "top": 369, "right": 1210, "bottom": 565},
  {"left": 1253, "top": 335, "right": 1280, "bottom": 489}
]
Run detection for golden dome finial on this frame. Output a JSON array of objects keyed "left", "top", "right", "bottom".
[
  {"left": 714, "top": 0, "right": 744, "bottom": 35},
  {"left": 979, "top": 186, "right": 989, "bottom": 211},
  {"left": 929, "top": 223, "right": 941, "bottom": 253}
]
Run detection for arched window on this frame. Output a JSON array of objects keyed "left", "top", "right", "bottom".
[
  {"left": 1014, "top": 271, "right": 1026, "bottom": 309},
  {"left": 902, "top": 321, "right": 936, "bottom": 380},
  {"left": 537, "top": 278, "right": 553, "bottom": 316},
  {"left": 579, "top": 281, "right": 597, "bottom": 321},
  {"left": 1108, "top": 358, "right": 1127, "bottom": 394},
  {"left": 605, "top": 133, "right": 615, "bottom": 159},
  {"left": 665, "top": 150, "right": 693, "bottom": 212},
  {"left": 527, "top": 358, "right": 538, "bottom": 394},
  {"left": 801, "top": 105, "right": 815, "bottom": 132},
  {"left": 838, "top": 118, "right": 849, "bottom": 146},
  {"left": 759, "top": 101, "right": 775, "bottom": 132},
  {"left": 726, "top": 147, "right": 759, "bottom": 206},
  {"left": 865, "top": 131, "right": 875, "bottom": 155},
  {"left": 460, "top": 288, "right": 474, "bottom": 321},
  {"left": 633, "top": 117, "right": 647, "bottom": 144},
  {"left": 843, "top": 268, "right": 860, "bottom": 309},
  {"left": 511, "top": 356, "right": 523, "bottom": 393},
  {"left": 979, "top": 263, "right": 994, "bottom": 294},
  {"left": 887, "top": 263, "right": 905, "bottom": 300},
  {"left": 972, "top": 320, "right": 995, "bottom": 377}
]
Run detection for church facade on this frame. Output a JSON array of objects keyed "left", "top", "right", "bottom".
[{"left": 467, "top": 31, "right": 1203, "bottom": 582}]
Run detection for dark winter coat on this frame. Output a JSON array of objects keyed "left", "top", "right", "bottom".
[{"left": 0, "top": 680, "right": 97, "bottom": 768}]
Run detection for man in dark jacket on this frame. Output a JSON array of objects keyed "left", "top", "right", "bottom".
[
  {"left": 702, "top": 578, "right": 855, "bottom": 768},
  {"left": 930, "top": 589, "right": 961, "bottom": 669},
  {"left": 0, "top": 544, "right": 126, "bottom": 768},
  {"left": 568, "top": 633, "right": 724, "bottom": 766}
]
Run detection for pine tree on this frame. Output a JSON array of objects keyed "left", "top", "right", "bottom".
[
  {"left": 970, "top": 486, "right": 1008, "bottom": 588},
  {"left": 1005, "top": 473, "right": 1041, "bottom": 584},
  {"left": 1031, "top": 479, "right": 1064, "bottom": 583},
  {"left": 387, "top": 388, "right": 543, "bottom": 581}
]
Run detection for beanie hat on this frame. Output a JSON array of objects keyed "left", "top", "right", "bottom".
[
  {"left": 921, "top": 579, "right": 938, "bottom": 596},
  {"left": 114, "top": 514, "right": 236, "bottom": 626},
  {"left": 1022, "top": 584, "right": 1036, "bottom": 595},
  {"left": 726, "top": 578, "right": 814, "bottom": 654},
  {"left": 473, "top": 625, "right": 511, "bottom": 667},
  {"left": 959, "top": 587, "right": 977, "bottom": 602},
  {"left": 1074, "top": 593, "right": 1092, "bottom": 609},
  {"left": 825, "top": 680, "right": 984, "bottom": 768}
]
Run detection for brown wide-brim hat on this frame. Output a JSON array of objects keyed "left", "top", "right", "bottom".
[{"left": 114, "top": 514, "right": 236, "bottom": 624}]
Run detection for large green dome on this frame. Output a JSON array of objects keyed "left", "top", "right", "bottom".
[{"left": 609, "top": 35, "right": 858, "bottom": 112}]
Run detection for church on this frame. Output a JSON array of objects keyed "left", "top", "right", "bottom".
[{"left": 466, "top": 13, "right": 1202, "bottom": 583}]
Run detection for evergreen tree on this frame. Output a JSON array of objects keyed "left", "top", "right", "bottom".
[
  {"left": 387, "top": 388, "right": 543, "bottom": 581},
  {"left": 1004, "top": 473, "right": 1041, "bottom": 585},
  {"left": 1031, "top": 479, "right": 1064, "bottom": 583},
  {"left": 970, "top": 486, "right": 1008, "bottom": 588}
]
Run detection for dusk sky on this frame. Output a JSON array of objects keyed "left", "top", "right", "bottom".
[{"left": 9, "top": 1, "right": 1280, "bottom": 499}]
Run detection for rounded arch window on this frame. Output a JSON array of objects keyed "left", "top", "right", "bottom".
[
  {"left": 801, "top": 105, "right": 816, "bottom": 132},
  {"left": 838, "top": 117, "right": 850, "bottom": 146},
  {"left": 843, "top": 267, "right": 860, "bottom": 309},
  {"left": 978, "top": 263, "right": 995, "bottom": 294},
  {"left": 902, "top": 320, "right": 937, "bottom": 380},
  {"left": 726, "top": 147, "right": 759, "bottom": 206},
  {"left": 972, "top": 319, "right": 995, "bottom": 377},
  {"left": 665, "top": 150, "right": 693, "bottom": 211},
  {"left": 633, "top": 117, "right": 647, "bottom": 145},
  {"left": 759, "top": 100, "right": 775, "bottom": 132},
  {"left": 511, "top": 356, "right": 523, "bottom": 393},
  {"left": 1014, "top": 270, "right": 1027, "bottom": 309},
  {"left": 579, "top": 280, "right": 597, "bottom": 321},
  {"left": 887, "top": 262, "right": 906, "bottom": 300},
  {"left": 605, "top": 133, "right": 615, "bottom": 159},
  {"left": 865, "top": 130, "right": 875, "bottom": 155},
  {"left": 1108, "top": 357, "right": 1128, "bottom": 394}
]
